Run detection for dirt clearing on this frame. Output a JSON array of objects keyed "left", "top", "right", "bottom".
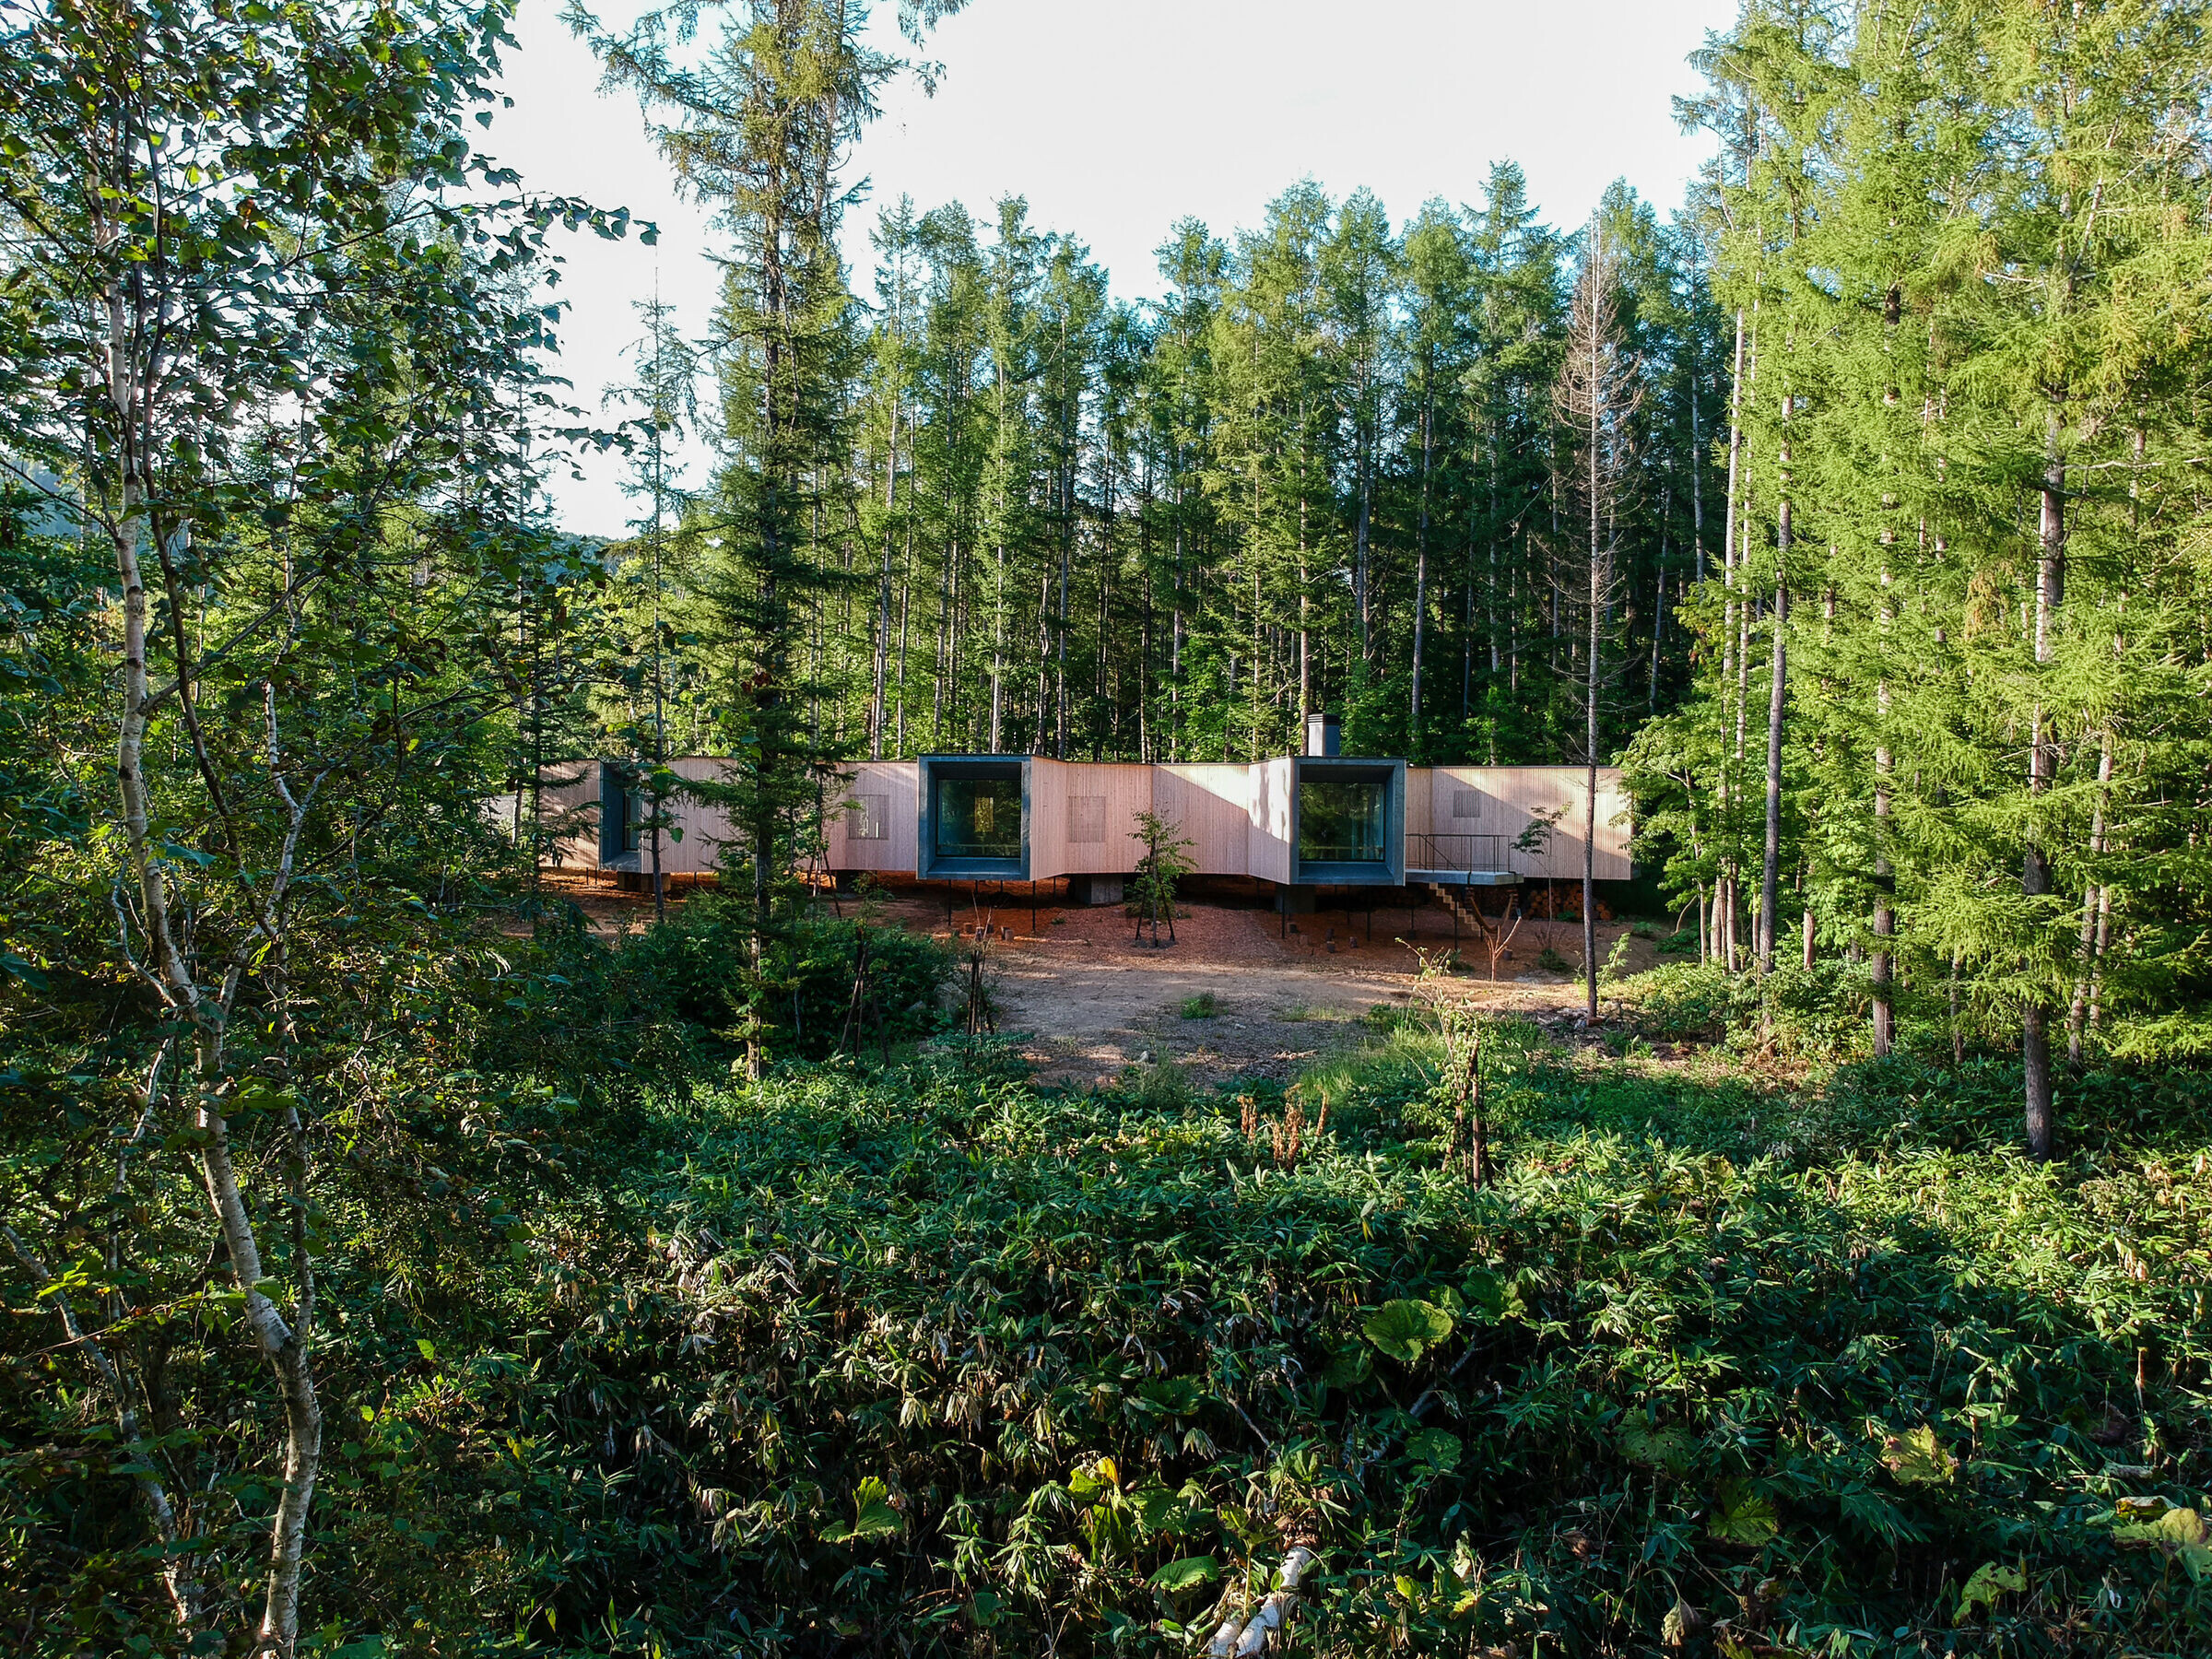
[
  {"left": 865, "top": 883, "right": 1666, "bottom": 1087},
  {"left": 521, "top": 871, "right": 1675, "bottom": 1085}
]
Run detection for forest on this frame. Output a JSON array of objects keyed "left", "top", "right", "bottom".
[{"left": 2, "top": 0, "right": 2209, "bottom": 1654}]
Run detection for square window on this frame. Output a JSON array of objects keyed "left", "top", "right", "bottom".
[
  {"left": 1299, "top": 779, "right": 1386, "bottom": 864},
  {"left": 935, "top": 776, "right": 1021, "bottom": 860},
  {"left": 1451, "top": 788, "right": 1483, "bottom": 820},
  {"left": 848, "top": 792, "right": 888, "bottom": 841}
]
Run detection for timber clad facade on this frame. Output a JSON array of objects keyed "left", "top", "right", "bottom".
[{"left": 542, "top": 756, "right": 1630, "bottom": 891}]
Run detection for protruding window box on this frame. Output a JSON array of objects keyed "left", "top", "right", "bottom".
[
  {"left": 1291, "top": 758, "right": 1405, "bottom": 886},
  {"left": 917, "top": 756, "right": 1030, "bottom": 880}
]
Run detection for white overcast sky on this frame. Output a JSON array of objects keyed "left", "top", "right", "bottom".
[{"left": 488, "top": 0, "right": 1741, "bottom": 536}]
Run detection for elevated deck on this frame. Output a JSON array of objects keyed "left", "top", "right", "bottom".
[{"left": 1407, "top": 833, "right": 1523, "bottom": 888}]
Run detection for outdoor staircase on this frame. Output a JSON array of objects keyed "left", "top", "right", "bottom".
[{"left": 1419, "top": 881, "right": 1498, "bottom": 943}]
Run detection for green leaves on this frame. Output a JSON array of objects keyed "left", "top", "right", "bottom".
[
  {"left": 1617, "top": 1418, "right": 1695, "bottom": 1477},
  {"left": 1879, "top": 1424, "right": 1955, "bottom": 1487},
  {"left": 1954, "top": 1559, "right": 2027, "bottom": 1624},
  {"left": 1322, "top": 1344, "right": 1374, "bottom": 1390},
  {"left": 1458, "top": 1267, "right": 1507, "bottom": 1321},
  {"left": 1706, "top": 1481, "right": 1778, "bottom": 1547},
  {"left": 1148, "top": 1555, "right": 1219, "bottom": 1593},
  {"left": 820, "top": 1477, "right": 901, "bottom": 1544},
  {"left": 2111, "top": 1499, "right": 2212, "bottom": 1583},
  {"left": 1362, "top": 1299, "right": 1453, "bottom": 1364},
  {"left": 1405, "top": 1427, "right": 1462, "bottom": 1476}
]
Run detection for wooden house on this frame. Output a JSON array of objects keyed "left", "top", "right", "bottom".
[{"left": 546, "top": 747, "right": 1630, "bottom": 900}]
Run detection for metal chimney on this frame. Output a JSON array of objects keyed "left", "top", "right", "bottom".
[{"left": 1304, "top": 710, "right": 1341, "bottom": 757}]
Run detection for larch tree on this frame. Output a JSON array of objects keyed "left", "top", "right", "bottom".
[{"left": 1556, "top": 210, "right": 1639, "bottom": 1021}]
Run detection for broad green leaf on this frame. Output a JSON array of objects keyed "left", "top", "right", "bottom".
[
  {"left": 1881, "top": 1424, "right": 1955, "bottom": 1486},
  {"left": 1148, "top": 1555, "right": 1219, "bottom": 1593},
  {"left": 1954, "top": 1559, "right": 2027, "bottom": 1623},
  {"left": 2112, "top": 1502, "right": 2212, "bottom": 1581},
  {"left": 822, "top": 1476, "right": 901, "bottom": 1543},
  {"left": 1618, "top": 1419, "right": 1695, "bottom": 1476},
  {"left": 1460, "top": 1268, "right": 1506, "bottom": 1320},
  {"left": 1707, "top": 1480, "right": 1778, "bottom": 1547},
  {"left": 1363, "top": 1299, "right": 1453, "bottom": 1363},
  {"left": 1406, "top": 1427, "right": 1462, "bottom": 1474}
]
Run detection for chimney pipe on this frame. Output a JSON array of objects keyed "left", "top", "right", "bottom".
[{"left": 1304, "top": 710, "right": 1341, "bottom": 757}]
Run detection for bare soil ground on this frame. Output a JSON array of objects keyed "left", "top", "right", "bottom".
[
  {"left": 520, "top": 870, "right": 1675, "bottom": 1087},
  {"left": 924, "top": 898, "right": 1663, "bottom": 1092}
]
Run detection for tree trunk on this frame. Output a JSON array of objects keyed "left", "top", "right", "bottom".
[
  {"left": 871, "top": 403, "right": 899, "bottom": 760},
  {"left": 2066, "top": 734, "right": 2112, "bottom": 1065},
  {"left": 1583, "top": 217, "right": 1603, "bottom": 1023},
  {"left": 2023, "top": 403, "right": 2065, "bottom": 1159},
  {"left": 1758, "top": 391, "right": 1789, "bottom": 978},
  {"left": 1411, "top": 390, "right": 1431, "bottom": 744},
  {"left": 109, "top": 272, "right": 322, "bottom": 1651}
]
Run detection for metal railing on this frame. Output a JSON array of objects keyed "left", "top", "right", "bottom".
[{"left": 1409, "top": 832, "right": 1512, "bottom": 874}]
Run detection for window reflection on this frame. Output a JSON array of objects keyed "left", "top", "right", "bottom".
[
  {"left": 935, "top": 776, "right": 1021, "bottom": 859},
  {"left": 1299, "top": 779, "right": 1385, "bottom": 863}
]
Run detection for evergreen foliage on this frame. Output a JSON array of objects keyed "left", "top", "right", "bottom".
[
  {"left": 1631, "top": 0, "right": 2212, "bottom": 1151},
  {"left": 6, "top": 0, "right": 2212, "bottom": 1649}
]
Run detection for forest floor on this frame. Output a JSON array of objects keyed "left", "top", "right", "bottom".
[{"left": 532, "top": 869, "right": 1673, "bottom": 1086}]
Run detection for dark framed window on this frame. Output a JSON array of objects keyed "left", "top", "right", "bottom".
[
  {"left": 1298, "top": 778, "right": 1386, "bottom": 864},
  {"left": 603, "top": 768, "right": 639, "bottom": 854},
  {"left": 934, "top": 775, "right": 1021, "bottom": 860}
]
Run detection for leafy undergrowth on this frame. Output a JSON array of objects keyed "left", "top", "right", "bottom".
[{"left": 282, "top": 1030, "right": 2212, "bottom": 1657}]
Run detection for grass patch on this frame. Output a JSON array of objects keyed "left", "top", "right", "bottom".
[{"left": 1178, "top": 990, "right": 1220, "bottom": 1019}]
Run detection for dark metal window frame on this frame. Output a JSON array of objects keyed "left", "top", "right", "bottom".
[
  {"left": 599, "top": 761, "right": 638, "bottom": 858},
  {"left": 1290, "top": 757, "right": 1406, "bottom": 887},
  {"left": 916, "top": 756, "right": 1030, "bottom": 880}
]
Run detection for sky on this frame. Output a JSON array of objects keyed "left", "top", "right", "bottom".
[{"left": 488, "top": 0, "right": 1742, "bottom": 536}]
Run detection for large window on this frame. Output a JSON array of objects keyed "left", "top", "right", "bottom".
[
  {"left": 1299, "top": 778, "right": 1386, "bottom": 863},
  {"left": 934, "top": 775, "right": 1022, "bottom": 860}
]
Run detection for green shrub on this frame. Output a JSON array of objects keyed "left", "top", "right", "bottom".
[
  {"left": 453, "top": 1052, "right": 2209, "bottom": 1654},
  {"left": 1179, "top": 991, "right": 1219, "bottom": 1019},
  {"left": 1136, "top": 1055, "right": 1193, "bottom": 1110},
  {"left": 1614, "top": 959, "right": 1735, "bottom": 1041},
  {"left": 601, "top": 892, "right": 955, "bottom": 1061}
]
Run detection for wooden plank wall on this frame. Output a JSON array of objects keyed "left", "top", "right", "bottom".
[
  {"left": 1154, "top": 764, "right": 1255, "bottom": 877},
  {"left": 535, "top": 757, "right": 742, "bottom": 878},
  {"left": 1030, "top": 761, "right": 1155, "bottom": 879},
  {"left": 1404, "top": 766, "right": 1435, "bottom": 863},
  {"left": 538, "top": 760, "right": 601, "bottom": 870},
  {"left": 824, "top": 760, "right": 918, "bottom": 874},
  {"left": 1415, "top": 765, "right": 1629, "bottom": 880},
  {"left": 1248, "top": 758, "right": 1293, "bottom": 884},
  {"left": 649, "top": 759, "right": 739, "bottom": 877}
]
